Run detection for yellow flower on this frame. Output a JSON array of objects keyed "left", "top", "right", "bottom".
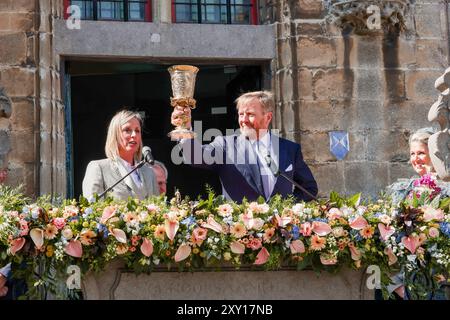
[
  {"left": 200, "top": 252, "right": 206, "bottom": 258},
  {"left": 192, "top": 248, "right": 200, "bottom": 254},
  {"left": 82, "top": 222, "right": 89, "bottom": 228},
  {"left": 223, "top": 252, "right": 232, "bottom": 261},
  {"left": 46, "top": 245, "right": 54, "bottom": 257},
  {"left": 90, "top": 221, "right": 97, "bottom": 229}
]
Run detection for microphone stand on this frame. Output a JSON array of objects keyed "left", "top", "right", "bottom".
[
  {"left": 98, "top": 159, "right": 146, "bottom": 199},
  {"left": 265, "top": 155, "right": 318, "bottom": 201}
]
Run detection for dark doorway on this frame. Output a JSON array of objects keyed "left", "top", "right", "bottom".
[{"left": 67, "top": 61, "right": 262, "bottom": 200}]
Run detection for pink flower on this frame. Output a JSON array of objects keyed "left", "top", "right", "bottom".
[
  {"left": 246, "top": 237, "right": 262, "bottom": 251},
  {"left": 428, "top": 227, "right": 440, "bottom": 238},
  {"left": 300, "top": 222, "right": 312, "bottom": 236},
  {"left": 52, "top": 217, "right": 66, "bottom": 230},
  {"left": 327, "top": 208, "right": 342, "bottom": 220},
  {"left": 19, "top": 219, "right": 29, "bottom": 236},
  {"left": 217, "top": 204, "right": 233, "bottom": 217}
]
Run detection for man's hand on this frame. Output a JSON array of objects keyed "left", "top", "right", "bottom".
[
  {"left": 0, "top": 274, "right": 8, "bottom": 297},
  {"left": 171, "top": 105, "right": 192, "bottom": 128}
]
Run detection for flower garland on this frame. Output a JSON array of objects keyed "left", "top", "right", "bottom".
[{"left": 0, "top": 183, "right": 449, "bottom": 300}]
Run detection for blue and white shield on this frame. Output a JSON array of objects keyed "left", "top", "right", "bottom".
[{"left": 329, "top": 131, "right": 349, "bottom": 161}]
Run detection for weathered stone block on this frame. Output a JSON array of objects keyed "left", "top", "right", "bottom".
[
  {"left": 297, "top": 100, "right": 347, "bottom": 131},
  {"left": 9, "top": 12, "right": 34, "bottom": 31},
  {"left": 0, "top": 32, "right": 27, "bottom": 64},
  {"left": 39, "top": 98, "right": 52, "bottom": 132},
  {"left": 405, "top": 70, "right": 442, "bottom": 102},
  {"left": 389, "top": 162, "right": 415, "bottom": 185},
  {"left": 313, "top": 69, "right": 354, "bottom": 100},
  {"left": 384, "top": 70, "right": 405, "bottom": 101},
  {"left": 277, "top": 39, "right": 291, "bottom": 68},
  {"left": 0, "top": 67, "right": 35, "bottom": 97},
  {"left": 297, "top": 37, "right": 336, "bottom": 67},
  {"left": 415, "top": 39, "right": 447, "bottom": 69},
  {"left": 39, "top": 32, "right": 52, "bottom": 67},
  {"left": 0, "top": 130, "right": 11, "bottom": 155},
  {"left": 9, "top": 130, "right": 35, "bottom": 163},
  {"left": 300, "top": 132, "right": 335, "bottom": 162},
  {"left": 344, "top": 162, "right": 389, "bottom": 198},
  {"left": 295, "top": 21, "right": 326, "bottom": 37},
  {"left": 355, "top": 36, "right": 383, "bottom": 69},
  {"left": 39, "top": 68, "right": 52, "bottom": 99},
  {"left": 335, "top": 36, "right": 357, "bottom": 68},
  {"left": 386, "top": 101, "right": 430, "bottom": 129},
  {"left": 10, "top": 0, "right": 36, "bottom": 12},
  {"left": 297, "top": 68, "right": 313, "bottom": 100},
  {"left": 39, "top": 163, "right": 52, "bottom": 195},
  {"left": 277, "top": 70, "right": 294, "bottom": 103},
  {"left": 10, "top": 100, "right": 34, "bottom": 131},
  {"left": 291, "top": 0, "right": 325, "bottom": 19},
  {"left": 354, "top": 69, "right": 383, "bottom": 101},
  {"left": 344, "top": 131, "right": 366, "bottom": 162},
  {"left": 309, "top": 162, "right": 345, "bottom": 197},
  {"left": 366, "top": 130, "right": 409, "bottom": 162},
  {"left": 0, "top": 118, "right": 9, "bottom": 131},
  {"left": 351, "top": 100, "right": 385, "bottom": 130},
  {"left": 397, "top": 38, "right": 416, "bottom": 68},
  {"left": 414, "top": 4, "right": 444, "bottom": 38},
  {"left": 39, "top": 131, "right": 52, "bottom": 165}
]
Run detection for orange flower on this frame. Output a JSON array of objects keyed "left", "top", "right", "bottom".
[
  {"left": 44, "top": 224, "right": 58, "bottom": 240},
  {"left": 263, "top": 227, "right": 275, "bottom": 243},
  {"left": 80, "top": 230, "right": 96, "bottom": 245},
  {"left": 310, "top": 235, "right": 326, "bottom": 251},
  {"left": 230, "top": 223, "right": 247, "bottom": 238},
  {"left": 154, "top": 224, "right": 165, "bottom": 240},
  {"left": 360, "top": 226, "right": 375, "bottom": 239}
]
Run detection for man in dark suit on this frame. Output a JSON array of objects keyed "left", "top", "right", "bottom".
[{"left": 172, "top": 91, "right": 318, "bottom": 202}]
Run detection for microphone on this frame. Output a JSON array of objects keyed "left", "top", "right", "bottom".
[
  {"left": 264, "top": 154, "right": 280, "bottom": 177},
  {"left": 142, "top": 146, "right": 155, "bottom": 165}
]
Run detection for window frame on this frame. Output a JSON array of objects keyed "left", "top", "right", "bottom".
[
  {"left": 171, "top": 0, "right": 258, "bottom": 25},
  {"left": 64, "top": 0, "right": 152, "bottom": 22}
]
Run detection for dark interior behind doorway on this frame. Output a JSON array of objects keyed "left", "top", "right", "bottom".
[{"left": 69, "top": 62, "right": 262, "bottom": 200}]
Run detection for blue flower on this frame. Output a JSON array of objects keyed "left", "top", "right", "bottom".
[
  {"left": 291, "top": 225, "right": 300, "bottom": 240},
  {"left": 181, "top": 216, "right": 196, "bottom": 227},
  {"left": 82, "top": 207, "right": 93, "bottom": 219},
  {"left": 439, "top": 222, "right": 450, "bottom": 237},
  {"left": 311, "top": 217, "right": 328, "bottom": 223},
  {"left": 96, "top": 223, "right": 109, "bottom": 239},
  {"left": 350, "top": 229, "right": 363, "bottom": 242}
]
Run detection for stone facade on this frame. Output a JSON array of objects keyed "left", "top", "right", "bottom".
[{"left": 1, "top": 0, "right": 449, "bottom": 199}]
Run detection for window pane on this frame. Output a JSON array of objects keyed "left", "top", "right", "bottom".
[
  {"left": 71, "top": 0, "right": 93, "bottom": 20},
  {"left": 98, "top": 0, "right": 124, "bottom": 20},
  {"left": 128, "top": 1, "right": 146, "bottom": 21},
  {"left": 231, "top": 0, "right": 251, "bottom": 24},
  {"left": 175, "top": 3, "right": 198, "bottom": 23}
]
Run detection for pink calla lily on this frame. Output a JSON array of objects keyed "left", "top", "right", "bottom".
[
  {"left": 274, "top": 214, "right": 291, "bottom": 228},
  {"left": 378, "top": 223, "right": 395, "bottom": 241},
  {"left": 30, "top": 228, "right": 44, "bottom": 249},
  {"left": 100, "top": 206, "right": 116, "bottom": 224},
  {"left": 10, "top": 238, "right": 26, "bottom": 255},
  {"left": 164, "top": 219, "right": 179, "bottom": 241},
  {"left": 384, "top": 247, "right": 398, "bottom": 265},
  {"left": 174, "top": 244, "right": 191, "bottom": 262},
  {"left": 253, "top": 247, "right": 270, "bottom": 265},
  {"left": 230, "top": 241, "right": 245, "bottom": 254},
  {"left": 312, "top": 221, "right": 332, "bottom": 236},
  {"left": 201, "top": 215, "right": 223, "bottom": 234},
  {"left": 349, "top": 246, "right": 361, "bottom": 261},
  {"left": 402, "top": 235, "right": 421, "bottom": 254},
  {"left": 320, "top": 254, "right": 337, "bottom": 265},
  {"left": 111, "top": 229, "right": 127, "bottom": 243},
  {"left": 290, "top": 240, "right": 305, "bottom": 254},
  {"left": 64, "top": 240, "right": 82, "bottom": 258},
  {"left": 140, "top": 238, "right": 153, "bottom": 257},
  {"left": 349, "top": 216, "right": 368, "bottom": 230}
]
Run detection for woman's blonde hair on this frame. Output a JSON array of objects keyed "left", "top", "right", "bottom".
[
  {"left": 105, "top": 110, "right": 144, "bottom": 163},
  {"left": 234, "top": 91, "right": 275, "bottom": 113},
  {"left": 409, "top": 127, "right": 436, "bottom": 146}
]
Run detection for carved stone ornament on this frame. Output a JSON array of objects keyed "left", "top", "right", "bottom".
[
  {"left": 327, "top": 0, "right": 413, "bottom": 35},
  {"left": 428, "top": 68, "right": 450, "bottom": 181}
]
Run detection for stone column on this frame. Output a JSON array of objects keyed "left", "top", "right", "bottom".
[{"left": 153, "top": 0, "right": 172, "bottom": 23}]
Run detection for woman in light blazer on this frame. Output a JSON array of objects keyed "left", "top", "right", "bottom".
[{"left": 82, "top": 110, "right": 159, "bottom": 200}]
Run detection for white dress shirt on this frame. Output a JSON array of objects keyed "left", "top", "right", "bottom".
[{"left": 249, "top": 132, "right": 276, "bottom": 199}]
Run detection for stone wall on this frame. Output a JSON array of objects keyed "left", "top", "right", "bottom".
[
  {"left": 0, "top": 0, "right": 38, "bottom": 196},
  {"left": 269, "top": 0, "right": 449, "bottom": 198}
]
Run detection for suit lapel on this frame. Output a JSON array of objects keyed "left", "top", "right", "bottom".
[
  {"left": 270, "top": 137, "right": 288, "bottom": 197},
  {"left": 112, "top": 159, "right": 136, "bottom": 195},
  {"left": 235, "top": 135, "right": 265, "bottom": 196}
]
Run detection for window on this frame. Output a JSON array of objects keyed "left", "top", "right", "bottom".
[
  {"left": 172, "top": 0, "right": 257, "bottom": 25},
  {"left": 64, "top": 0, "right": 152, "bottom": 22}
]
